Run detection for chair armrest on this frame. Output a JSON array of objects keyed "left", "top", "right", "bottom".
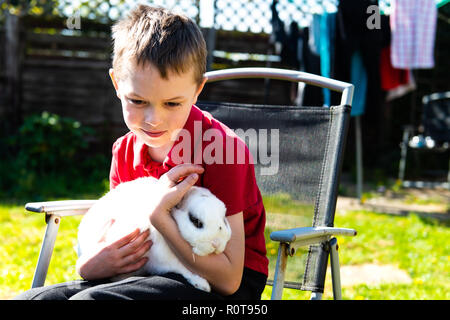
[
  {"left": 270, "top": 226, "right": 357, "bottom": 244},
  {"left": 25, "top": 200, "right": 97, "bottom": 217}
]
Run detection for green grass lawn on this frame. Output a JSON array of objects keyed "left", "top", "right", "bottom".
[{"left": 0, "top": 195, "right": 449, "bottom": 300}]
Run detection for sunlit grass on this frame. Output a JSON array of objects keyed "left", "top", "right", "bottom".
[
  {"left": 1, "top": 192, "right": 449, "bottom": 300},
  {"left": 261, "top": 194, "right": 450, "bottom": 300},
  {"left": 0, "top": 204, "right": 82, "bottom": 299}
]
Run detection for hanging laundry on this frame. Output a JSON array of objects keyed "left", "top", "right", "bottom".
[
  {"left": 270, "top": 0, "right": 323, "bottom": 106},
  {"left": 302, "top": 26, "right": 323, "bottom": 106},
  {"left": 380, "top": 46, "right": 410, "bottom": 90},
  {"left": 334, "top": 0, "right": 383, "bottom": 117},
  {"left": 378, "top": 13, "right": 416, "bottom": 100},
  {"left": 270, "top": 0, "right": 306, "bottom": 70},
  {"left": 390, "top": 0, "right": 437, "bottom": 69},
  {"left": 271, "top": 1, "right": 297, "bottom": 69},
  {"left": 350, "top": 51, "right": 368, "bottom": 116},
  {"left": 386, "top": 71, "right": 417, "bottom": 101},
  {"left": 319, "top": 12, "right": 336, "bottom": 107}
]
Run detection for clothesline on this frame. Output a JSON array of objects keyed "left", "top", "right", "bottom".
[
  {"left": 282, "top": 0, "right": 448, "bottom": 13},
  {"left": 277, "top": 0, "right": 448, "bottom": 26},
  {"left": 271, "top": 0, "right": 444, "bottom": 200},
  {"left": 272, "top": 0, "right": 439, "bottom": 116}
]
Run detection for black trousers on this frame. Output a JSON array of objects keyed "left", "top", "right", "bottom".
[{"left": 13, "top": 268, "right": 267, "bottom": 300}]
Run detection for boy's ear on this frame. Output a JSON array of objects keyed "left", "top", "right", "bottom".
[
  {"left": 109, "top": 68, "right": 120, "bottom": 98},
  {"left": 193, "top": 76, "right": 207, "bottom": 104}
]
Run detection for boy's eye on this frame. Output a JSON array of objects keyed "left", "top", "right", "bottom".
[
  {"left": 127, "top": 98, "right": 146, "bottom": 105},
  {"left": 165, "top": 102, "right": 181, "bottom": 107}
]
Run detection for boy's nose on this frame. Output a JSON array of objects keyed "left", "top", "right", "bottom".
[{"left": 144, "top": 108, "right": 162, "bottom": 127}]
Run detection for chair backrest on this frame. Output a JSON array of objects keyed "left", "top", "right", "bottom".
[
  {"left": 422, "top": 92, "right": 450, "bottom": 144},
  {"left": 197, "top": 68, "right": 352, "bottom": 293}
]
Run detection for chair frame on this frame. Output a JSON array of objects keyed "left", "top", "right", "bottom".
[{"left": 25, "top": 67, "right": 357, "bottom": 300}]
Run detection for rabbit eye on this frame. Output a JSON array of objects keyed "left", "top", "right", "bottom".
[{"left": 189, "top": 212, "right": 203, "bottom": 229}]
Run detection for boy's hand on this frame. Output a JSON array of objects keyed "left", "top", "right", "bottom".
[
  {"left": 76, "top": 164, "right": 203, "bottom": 280},
  {"left": 76, "top": 221, "right": 152, "bottom": 280},
  {"left": 154, "top": 164, "right": 205, "bottom": 214}
]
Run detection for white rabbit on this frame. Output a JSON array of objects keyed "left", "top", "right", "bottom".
[{"left": 77, "top": 176, "right": 232, "bottom": 292}]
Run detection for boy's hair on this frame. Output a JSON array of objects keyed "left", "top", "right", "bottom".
[{"left": 111, "top": 5, "right": 207, "bottom": 85}]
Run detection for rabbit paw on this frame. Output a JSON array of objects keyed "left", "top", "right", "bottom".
[{"left": 187, "top": 274, "right": 211, "bottom": 292}]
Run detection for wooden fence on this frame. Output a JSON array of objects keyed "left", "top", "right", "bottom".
[
  {"left": 1, "top": 10, "right": 449, "bottom": 172},
  {"left": 0, "top": 13, "right": 292, "bottom": 153}
]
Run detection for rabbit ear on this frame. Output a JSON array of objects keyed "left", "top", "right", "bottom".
[
  {"left": 195, "top": 187, "right": 213, "bottom": 198},
  {"left": 175, "top": 187, "right": 205, "bottom": 209},
  {"left": 175, "top": 189, "right": 191, "bottom": 209},
  {"left": 187, "top": 187, "right": 213, "bottom": 200}
]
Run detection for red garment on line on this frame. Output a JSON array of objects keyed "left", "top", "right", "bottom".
[{"left": 380, "top": 46, "right": 410, "bottom": 91}]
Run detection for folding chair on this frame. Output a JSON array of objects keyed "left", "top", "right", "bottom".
[
  {"left": 25, "top": 67, "right": 357, "bottom": 300},
  {"left": 398, "top": 92, "right": 450, "bottom": 189}
]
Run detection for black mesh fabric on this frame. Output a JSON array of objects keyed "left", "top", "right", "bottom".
[
  {"left": 197, "top": 101, "right": 351, "bottom": 293},
  {"left": 423, "top": 95, "right": 450, "bottom": 144}
]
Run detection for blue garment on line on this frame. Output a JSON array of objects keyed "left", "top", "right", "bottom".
[
  {"left": 319, "top": 12, "right": 336, "bottom": 107},
  {"left": 315, "top": 11, "right": 366, "bottom": 115},
  {"left": 350, "top": 50, "right": 368, "bottom": 117}
]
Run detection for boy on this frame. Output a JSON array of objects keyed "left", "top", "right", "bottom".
[{"left": 15, "top": 5, "right": 268, "bottom": 300}]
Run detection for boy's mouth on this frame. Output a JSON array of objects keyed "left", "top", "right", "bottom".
[{"left": 142, "top": 129, "right": 166, "bottom": 138}]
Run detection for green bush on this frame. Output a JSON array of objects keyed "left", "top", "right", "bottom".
[
  {"left": 0, "top": 112, "right": 109, "bottom": 201},
  {"left": 16, "top": 112, "right": 91, "bottom": 172}
]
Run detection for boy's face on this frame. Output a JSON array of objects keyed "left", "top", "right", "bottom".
[{"left": 110, "top": 62, "right": 205, "bottom": 159}]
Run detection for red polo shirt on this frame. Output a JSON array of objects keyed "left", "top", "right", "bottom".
[{"left": 109, "top": 105, "right": 268, "bottom": 276}]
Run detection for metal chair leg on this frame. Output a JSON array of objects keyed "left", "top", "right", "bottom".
[
  {"left": 329, "top": 237, "right": 342, "bottom": 300},
  {"left": 355, "top": 116, "right": 363, "bottom": 201},
  {"left": 31, "top": 214, "right": 60, "bottom": 288},
  {"left": 447, "top": 156, "right": 450, "bottom": 190},
  {"left": 271, "top": 242, "right": 289, "bottom": 300},
  {"left": 399, "top": 127, "right": 410, "bottom": 182}
]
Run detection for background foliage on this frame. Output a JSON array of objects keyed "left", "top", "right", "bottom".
[{"left": 0, "top": 112, "right": 109, "bottom": 201}]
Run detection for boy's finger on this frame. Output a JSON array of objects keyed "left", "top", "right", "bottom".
[
  {"left": 119, "top": 240, "right": 152, "bottom": 267},
  {"left": 113, "top": 228, "right": 140, "bottom": 249},
  {"left": 173, "top": 173, "right": 199, "bottom": 195},
  {"left": 119, "top": 229, "right": 150, "bottom": 256},
  {"left": 120, "top": 257, "right": 149, "bottom": 274},
  {"left": 164, "top": 164, "right": 204, "bottom": 185}
]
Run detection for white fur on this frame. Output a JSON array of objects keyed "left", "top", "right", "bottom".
[{"left": 77, "top": 177, "right": 231, "bottom": 292}]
